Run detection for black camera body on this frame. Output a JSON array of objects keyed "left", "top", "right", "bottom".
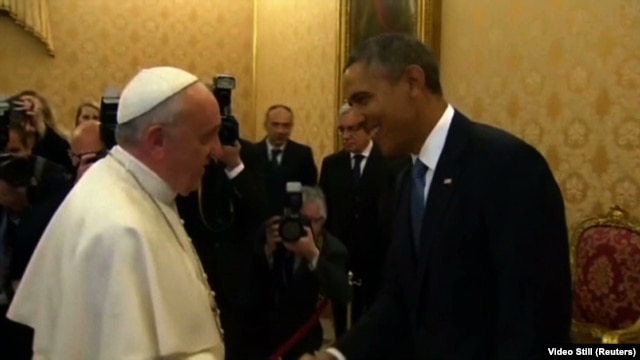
[
  {"left": 212, "top": 74, "right": 239, "bottom": 146},
  {"left": 99, "top": 89, "right": 119, "bottom": 150},
  {"left": 278, "top": 182, "right": 309, "bottom": 243},
  {"left": 0, "top": 95, "right": 38, "bottom": 187}
]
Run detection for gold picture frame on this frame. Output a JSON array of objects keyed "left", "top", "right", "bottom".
[{"left": 333, "top": 0, "right": 442, "bottom": 151}]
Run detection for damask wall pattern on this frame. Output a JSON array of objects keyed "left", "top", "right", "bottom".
[
  {"left": 0, "top": 0, "right": 256, "bottom": 139},
  {"left": 439, "top": 0, "right": 640, "bottom": 229},
  {"left": 253, "top": 0, "right": 339, "bottom": 167}
]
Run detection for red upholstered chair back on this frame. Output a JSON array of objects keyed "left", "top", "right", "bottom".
[{"left": 571, "top": 206, "right": 640, "bottom": 333}]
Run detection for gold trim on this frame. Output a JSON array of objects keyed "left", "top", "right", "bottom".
[
  {"left": 570, "top": 205, "right": 640, "bottom": 343},
  {"left": 0, "top": 2, "right": 55, "bottom": 57},
  {"left": 333, "top": 0, "right": 442, "bottom": 151},
  {"left": 251, "top": 0, "right": 259, "bottom": 141}
]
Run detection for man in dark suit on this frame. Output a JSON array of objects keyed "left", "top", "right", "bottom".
[
  {"left": 305, "top": 34, "right": 571, "bottom": 360},
  {"left": 177, "top": 138, "right": 267, "bottom": 360},
  {"left": 319, "top": 104, "right": 396, "bottom": 337},
  {"left": 252, "top": 186, "right": 350, "bottom": 360},
  {"left": 255, "top": 105, "right": 318, "bottom": 216}
]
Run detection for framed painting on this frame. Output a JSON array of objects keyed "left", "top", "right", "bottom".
[{"left": 334, "top": 0, "right": 442, "bottom": 150}]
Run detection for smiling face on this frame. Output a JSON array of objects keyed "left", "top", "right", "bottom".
[{"left": 343, "top": 62, "right": 419, "bottom": 157}]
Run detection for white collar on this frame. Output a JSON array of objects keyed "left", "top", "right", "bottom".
[
  {"left": 351, "top": 140, "right": 373, "bottom": 158},
  {"left": 411, "top": 104, "right": 455, "bottom": 169},
  {"left": 266, "top": 139, "right": 286, "bottom": 153},
  {"left": 109, "top": 146, "right": 176, "bottom": 205}
]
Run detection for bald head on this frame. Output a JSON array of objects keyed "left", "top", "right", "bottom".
[{"left": 70, "top": 120, "right": 105, "bottom": 156}]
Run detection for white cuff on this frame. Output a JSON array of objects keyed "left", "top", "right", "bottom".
[
  {"left": 224, "top": 162, "right": 245, "bottom": 179},
  {"left": 326, "top": 348, "right": 347, "bottom": 360},
  {"left": 185, "top": 350, "right": 215, "bottom": 360}
]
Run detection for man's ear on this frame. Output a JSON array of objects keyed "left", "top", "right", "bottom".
[
  {"left": 145, "top": 125, "right": 165, "bottom": 151},
  {"left": 403, "top": 64, "right": 427, "bottom": 97}
]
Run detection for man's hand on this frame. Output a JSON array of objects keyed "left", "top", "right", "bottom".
[
  {"left": 220, "top": 141, "right": 242, "bottom": 171},
  {"left": 0, "top": 180, "right": 28, "bottom": 214},
  {"left": 13, "top": 95, "right": 46, "bottom": 136},
  {"left": 265, "top": 216, "right": 282, "bottom": 255},
  {"left": 283, "top": 225, "right": 320, "bottom": 263}
]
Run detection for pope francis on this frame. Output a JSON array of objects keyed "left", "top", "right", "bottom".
[{"left": 7, "top": 66, "right": 226, "bottom": 359}]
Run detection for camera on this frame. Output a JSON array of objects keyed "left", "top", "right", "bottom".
[
  {"left": 278, "top": 182, "right": 310, "bottom": 243},
  {"left": 99, "top": 88, "right": 119, "bottom": 150},
  {"left": 0, "top": 95, "right": 38, "bottom": 187},
  {"left": 212, "top": 74, "right": 239, "bottom": 146}
]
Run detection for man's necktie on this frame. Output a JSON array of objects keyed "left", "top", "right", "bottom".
[
  {"left": 270, "top": 149, "right": 282, "bottom": 168},
  {"left": 352, "top": 154, "right": 364, "bottom": 185},
  {"left": 411, "top": 159, "right": 428, "bottom": 249}
]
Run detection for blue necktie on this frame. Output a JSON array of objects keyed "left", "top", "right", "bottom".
[{"left": 411, "top": 159, "right": 428, "bottom": 249}]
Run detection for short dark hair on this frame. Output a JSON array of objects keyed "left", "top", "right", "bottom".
[{"left": 345, "top": 33, "right": 443, "bottom": 96}]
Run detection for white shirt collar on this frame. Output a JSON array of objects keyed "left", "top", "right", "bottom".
[
  {"left": 109, "top": 146, "right": 176, "bottom": 205},
  {"left": 266, "top": 139, "right": 286, "bottom": 153},
  {"left": 411, "top": 104, "right": 455, "bottom": 169},
  {"left": 351, "top": 140, "right": 373, "bottom": 158}
]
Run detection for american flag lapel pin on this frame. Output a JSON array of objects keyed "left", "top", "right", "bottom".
[{"left": 443, "top": 178, "right": 453, "bottom": 185}]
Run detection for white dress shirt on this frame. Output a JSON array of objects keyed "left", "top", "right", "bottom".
[
  {"left": 350, "top": 140, "right": 374, "bottom": 173},
  {"left": 267, "top": 140, "right": 286, "bottom": 165},
  {"left": 326, "top": 104, "right": 455, "bottom": 360}
]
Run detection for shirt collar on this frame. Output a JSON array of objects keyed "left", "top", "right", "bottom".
[
  {"left": 411, "top": 104, "right": 455, "bottom": 169},
  {"left": 266, "top": 139, "right": 286, "bottom": 153},
  {"left": 109, "top": 146, "right": 176, "bottom": 206},
  {"left": 351, "top": 140, "right": 373, "bottom": 158}
]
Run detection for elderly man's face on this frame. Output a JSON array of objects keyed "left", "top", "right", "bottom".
[
  {"left": 69, "top": 122, "right": 105, "bottom": 166},
  {"left": 343, "top": 62, "right": 417, "bottom": 157},
  {"left": 164, "top": 83, "right": 222, "bottom": 196},
  {"left": 302, "top": 201, "right": 325, "bottom": 238},
  {"left": 338, "top": 110, "right": 370, "bottom": 153}
]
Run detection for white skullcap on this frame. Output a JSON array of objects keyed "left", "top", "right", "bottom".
[{"left": 117, "top": 66, "right": 199, "bottom": 124}]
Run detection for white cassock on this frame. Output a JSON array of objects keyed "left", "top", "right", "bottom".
[{"left": 7, "top": 146, "right": 224, "bottom": 360}]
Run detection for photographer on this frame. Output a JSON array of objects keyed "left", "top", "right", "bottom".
[
  {"left": 10, "top": 91, "right": 73, "bottom": 172},
  {"left": 252, "top": 186, "right": 350, "bottom": 360},
  {"left": 0, "top": 121, "right": 73, "bottom": 359}
]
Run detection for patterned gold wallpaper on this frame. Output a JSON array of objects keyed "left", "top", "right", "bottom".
[
  {"left": 253, "top": 0, "right": 339, "bottom": 166},
  {"left": 0, "top": 0, "right": 256, "bottom": 139},
  {"left": 440, "top": 0, "right": 640, "bottom": 229}
]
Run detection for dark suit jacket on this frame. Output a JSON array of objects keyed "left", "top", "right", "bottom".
[
  {"left": 177, "top": 139, "right": 267, "bottom": 311},
  {"left": 319, "top": 145, "right": 396, "bottom": 298},
  {"left": 255, "top": 139, "right": 318, "bottom": 216},
  {"left": 252, "top": 231, "right": 350, "bottom": 359},
  {"left": 336, "top": 111, "right": 572, "bottom": 360}
]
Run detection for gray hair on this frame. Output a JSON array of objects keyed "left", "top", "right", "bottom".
[
  {"left": 302, "top": 186, "right": 327, "bottom": 219},
  {"left": 115, "top": 89, "right": 187, "bottom": 146},
  {"left": 338, "top": 103, "right": 352, "bottom": 118},
  {"left": 345, "top": 33, "right": 442, "bottom": 96}
]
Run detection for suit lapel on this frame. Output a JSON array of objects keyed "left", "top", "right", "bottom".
[
  {"left": 360, "top": 146, "right": 381, "bottom": 187},
  {"left": 417, "top": 113, "right": 471, "bottom": 286},
  {"left": 257, "top": 140, "right": 269, "bottom": 165}
]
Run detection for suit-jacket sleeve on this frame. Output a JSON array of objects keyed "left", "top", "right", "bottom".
[
  {"left": 231, "top": 165, "right": 268, "bottom": 226},
  {"left": 312, "top": 234, "right": 350, "bottom": 307},
  {"left": 485, "top": 146, "right": 572, "bottom": 359},
  {"left": 333, "top": 233, "right": 409, "bottom": 359}
]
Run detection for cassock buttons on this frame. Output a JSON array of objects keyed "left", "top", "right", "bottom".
[{"left": 179, "top": 219, "right": 185, "bottom": 224}]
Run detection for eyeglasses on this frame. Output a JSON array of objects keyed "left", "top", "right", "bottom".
[
  {"left": 68, "top": 150, "right": 104, "bottom": 165},
  {"left": 337, "top": 121, "right": 366, "bottom": 135}
]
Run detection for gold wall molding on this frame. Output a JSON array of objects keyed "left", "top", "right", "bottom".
[
  {"left": 0, "top": 0, "right": 255, "bottom": 138},
  {"left": 0, "top": 0, "right": 55, "bottom": 56}
]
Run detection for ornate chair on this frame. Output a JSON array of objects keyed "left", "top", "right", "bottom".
[{"left": 571, "top": 205, "right": 640, "bottom": 343}]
